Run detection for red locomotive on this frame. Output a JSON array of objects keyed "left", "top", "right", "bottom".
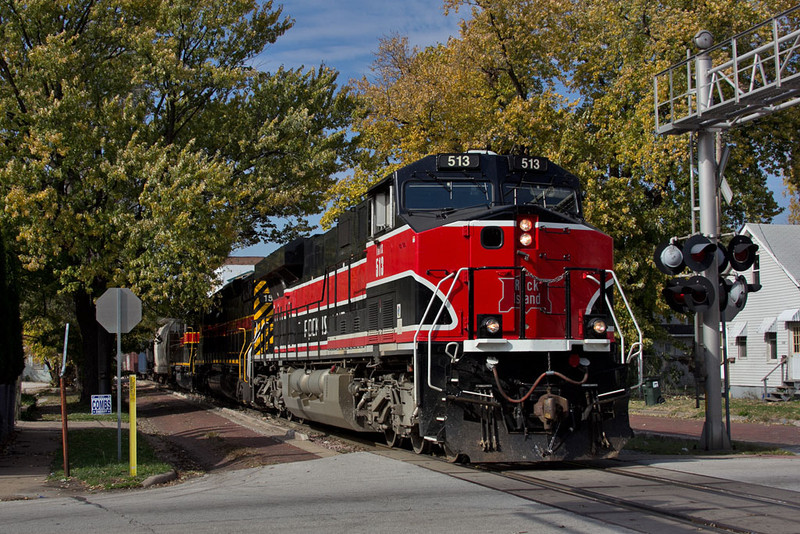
[{"left": 157, "top": 152, "right": 642, "bottom": 462}]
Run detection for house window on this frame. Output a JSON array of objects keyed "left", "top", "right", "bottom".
[
  {"left": 735, "top": 336, "right": 747, "bottom": 359},
  {"left": 766, "top": 332, "right": 777, "bottom": 360},
  {"left": 752, "top": 255, "right": 760, "bottom": 286},
  {"left": 793, "top": 326, "right": 800, "bottom": 354}
]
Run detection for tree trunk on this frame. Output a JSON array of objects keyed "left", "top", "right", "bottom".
[
  {"left": 0, "top": 382, "right": 17, "bottom": 444},
  {"left": 74, "top": 290, "right": 113, "bottom": 403},
  {"left": 0, "top": 232, "right": 24, "bottom": 441}
]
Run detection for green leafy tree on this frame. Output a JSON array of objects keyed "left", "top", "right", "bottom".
[
  {"left": 19, "top": 271, "right": 75, "bottom": 385},
  {"left": 0, "top": 0, "right": 354, "bottom": 399}
]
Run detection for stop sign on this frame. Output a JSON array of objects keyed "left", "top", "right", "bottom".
[{"left": 96, "top": 288, "right": 142, "bottom": 334}]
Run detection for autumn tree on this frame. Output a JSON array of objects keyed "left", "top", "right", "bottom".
[
  {"left": 0, "top": 0, "right": 354, "bottom": 399},
  {"left": 329, "top": 0, "right": 793, "bottom": 353}
]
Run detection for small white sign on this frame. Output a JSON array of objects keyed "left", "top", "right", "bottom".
[{"left": 91, "top": 394, "right": 113, "bottom": 415}]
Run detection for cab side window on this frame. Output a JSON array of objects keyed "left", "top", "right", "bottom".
[{"left": 371, "top": 188, "right": 394, "bottom": 236}]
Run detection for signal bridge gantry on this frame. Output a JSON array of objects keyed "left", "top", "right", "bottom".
[
  {"left": 655, "top": 5, "right": 800, "bottom": 134},
  {"left": 653, "top": 4, "right": 800, "bottom": 452}
]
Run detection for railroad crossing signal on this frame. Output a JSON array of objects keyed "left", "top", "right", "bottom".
[
  {"left": 662, "top": 275, "right": 716, "bottom": 314},
  {"left": 654, "top": 235, "right": 717, "bottom": 276},
  {"left": 653, "top": 5, "right": 800, "bottom": 451},
  {"left": 727, "top": 235, "right": 759, "bottom": 272},
  {"left": 719, "top": 274, "right": 762, "bottom": 322},
  {"left": 655, "top": 234, "right": 760, "bottom": 318}
]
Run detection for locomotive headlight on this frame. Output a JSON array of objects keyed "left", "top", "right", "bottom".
[
  {"left": 478, "top": 314, "right": 502, "bottom": 338},
  {"left": 518, "top": 218, "right": 533, "bottom": 232},
  {"left": 483, "top": 317, "right": 501, "bottom": 334},
  {"left": 519, "top": 232, "right": 533, "bottom": 246},
  {"left": 589, "top": 318, "right": 607, "bottom": 335}
]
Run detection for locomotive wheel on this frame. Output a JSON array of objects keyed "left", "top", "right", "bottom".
[
  {"left": 384, "top": 427, "right": 400, "bottom": 448},
  {"left": 443, "top": 443, "right": 468, "bottom": 464},
  {"left": 410, "top": 429, "right": 429, "bottom": 455}
]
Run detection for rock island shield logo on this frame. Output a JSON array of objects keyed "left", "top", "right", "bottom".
[{"left": 498, "top": 275, "right": 549, "bottom": 313}]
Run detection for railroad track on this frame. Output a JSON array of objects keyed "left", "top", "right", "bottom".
[
  {"left": 367, "top": 449, "right": 800, "bottom": 534},
  {"left": 266, "top": 407, "right": 800, "bottom": 534},
  {"left": 169, "top": 387, "right": 800, "bottom": 533}
]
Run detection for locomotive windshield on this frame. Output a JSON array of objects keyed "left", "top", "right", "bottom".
[
  {"left": 502, "top": 183, "right": 579, "bottom": 216},
  {"left": 404, "top": 180, "right": 494, "bottom": 211}
]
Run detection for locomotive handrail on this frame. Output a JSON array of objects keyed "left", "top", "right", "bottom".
[
  {"left": 413, "top": 271, "right": 455, "bottom": 402},
  {"left": 237, "top": 327, "right": 248, "bottom": 384},
  {"left": 426, "top": 268, "right": 470, "bottom": 393},
  {"left": 607, "top": 270, "right": 644, "bottom": 390},
  {"left": 585, "top": 272, "right": 626, "bottom": 361},
  {"left": 585, "top": 271, "right": 643, "bottom": 394},
  {"left": 413, "top": 268, "right": 468, "bottom": 402}
]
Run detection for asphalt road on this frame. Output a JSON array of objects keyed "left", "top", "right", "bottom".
[{"left": 2, "top": 452, "right": 636, "bottom": 534}]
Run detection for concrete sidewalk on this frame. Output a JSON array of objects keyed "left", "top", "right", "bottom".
[
  {"left": 0, "top": 419, "right": 121, "bottom": 500},
  {"left": 0, "top": 382, "right": 334, "bottom": 501}
]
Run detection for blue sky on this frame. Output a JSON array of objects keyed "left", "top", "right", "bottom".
[
  {"left": 235, "top": 1, "right": 464, "bottom": 255},
  {"left": 254, "top": 0, "right": 464, "bottom": 84},
  {"left": 234, "top": 1, "right": 790, "bottom": 255}
]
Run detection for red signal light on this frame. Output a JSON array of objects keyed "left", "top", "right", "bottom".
[
  {"left": 683, "top": 234, "right": 716, "bottom": 272},
  {"left": 727, "top": 235, "right": 759, "bottom": 271},
  {"left": 684, "top": 275, "right": 715, "bottom": 312},
  {"left": 662, "top": 275, "right": 715, "bottom": 314}
]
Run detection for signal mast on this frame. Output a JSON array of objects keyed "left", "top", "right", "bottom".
[{"left": 653, "top": 5, "right": 800, "bottom": 450}]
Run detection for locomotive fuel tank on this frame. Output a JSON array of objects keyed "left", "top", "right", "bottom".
[{"left": 281, "top": 367, "right": 368, "bottom": 431}]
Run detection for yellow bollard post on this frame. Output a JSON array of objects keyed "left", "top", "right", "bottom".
[{"left": 129, "top": 375, "right": 137, "bottom": 476}]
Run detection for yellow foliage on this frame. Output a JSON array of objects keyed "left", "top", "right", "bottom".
[{"left": 334, "top": 0, "right": 794, "bottom": 342}]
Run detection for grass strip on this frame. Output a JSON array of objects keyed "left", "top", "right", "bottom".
[
  {"left": 21, "top": 389, "right": 130, "bottom": 423},
  {"left": 51, "top": 428, "right": 173, "bottom": 490},
  {"left": 629, "top": 396, "right": 800, "bottom": 424}
]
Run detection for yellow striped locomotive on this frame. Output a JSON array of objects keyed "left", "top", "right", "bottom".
[{"left": 156, "top": 152, "right": 643, "bottom": 462}]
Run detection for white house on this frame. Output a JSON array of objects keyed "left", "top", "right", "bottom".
[{"left": 724, "top": 223, "right": 800, "bottom": 399}]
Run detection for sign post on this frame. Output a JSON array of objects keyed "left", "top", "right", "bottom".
[
  {"left": 96, "top": 288, "right": 142, "bottom": 460},
  {"left": 60, "top": 323, "right": 70, "bottom": 478},
  {"left": 129, "top": 375, "right": 137, "bottom": 476}
]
